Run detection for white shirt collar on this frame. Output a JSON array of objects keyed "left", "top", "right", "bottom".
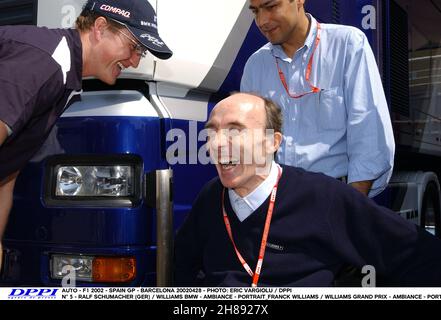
[{"left": 228, "top": 162, "right": 282, "bottom": 222}]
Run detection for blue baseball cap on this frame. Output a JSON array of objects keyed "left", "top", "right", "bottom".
[{"left": 84, "top": 0, "right": 172, "bottom": 59}]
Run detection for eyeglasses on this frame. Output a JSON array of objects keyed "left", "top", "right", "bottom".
[
  {"left": 276, "top": 22, "right": 322, "bottom": 99},
  {"left": 112, "top": 26, "right": 148, "bottom": 58}
]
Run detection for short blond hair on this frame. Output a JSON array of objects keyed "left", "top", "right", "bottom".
[{"left": 75, "top": 9, "right": 124, "bottom": 32}]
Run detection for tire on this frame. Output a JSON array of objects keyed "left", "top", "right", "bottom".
[{"left": 420, "top": 182, "right": 441, "bottom": 238}]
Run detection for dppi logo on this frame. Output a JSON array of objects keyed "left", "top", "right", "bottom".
[{"left": 8, "top": 288, "right": 58, "bottom": 299}]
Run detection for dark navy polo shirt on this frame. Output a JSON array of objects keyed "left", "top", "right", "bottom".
[
  {"left": 0, "top": 25, "right": 82, "bottom": 180},
  {"left": 175, "top": 165, "right": 441, "bottom": 286}
]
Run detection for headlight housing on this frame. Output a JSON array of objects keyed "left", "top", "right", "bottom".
[
  {"left": 44, "top": 155, "right": 142, "bottom": 207},
  {"left": 50, "top": 254, "right": 136, "bottom": 283}
]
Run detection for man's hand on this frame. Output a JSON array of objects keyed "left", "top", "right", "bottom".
[
  {"left": 0, "top": 171, "right": 19, "bottom": 273},
  {"left": 0, "top": 120, "right": 9, "bottom": 147},
  {"left": 350, "top": 180, "right": 373, "bottom": 196}
]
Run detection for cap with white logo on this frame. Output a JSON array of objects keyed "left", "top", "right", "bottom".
[{"left": 84, "top": 0, "right": 172, "bottom": 59}]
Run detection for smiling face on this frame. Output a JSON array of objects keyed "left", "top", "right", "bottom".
[
  {"left": 86, "top": 17, "right": 144, "bottom": 85},
  {"left": 249, "top": 0, "right": 304, "bottom": 46},
  {"left": 206, "top": 93, "right": 282, "bottom": 197}
]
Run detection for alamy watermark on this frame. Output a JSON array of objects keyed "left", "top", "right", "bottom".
[
  {"left": 165, "top": 121, "right": 277, "bottom": 169},
  {"left": 362, "top": 5, "right": 376, "bottom": 30}
]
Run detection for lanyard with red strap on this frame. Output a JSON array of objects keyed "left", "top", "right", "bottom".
[
  {"left": 221, "top": 166, "right": 282, "bottom": 287},
  {"left": 276, "top": 22, "right": 322, "bottom": 98}
]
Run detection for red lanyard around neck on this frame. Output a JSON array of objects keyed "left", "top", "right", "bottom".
[
  {"left": 276, "top": 22, "right": 321, "bottom": 99},
  {"left": 221, "top": 166, "right": 282, "bottom": 287}
]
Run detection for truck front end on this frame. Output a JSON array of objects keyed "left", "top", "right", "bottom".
[{"left": 2, "top": 87, "right": 171, "bottom": 286}]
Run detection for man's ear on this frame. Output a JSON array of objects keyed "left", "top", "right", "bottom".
[
  {"left": 93, "top": 16, "right": 108, "bottom": 40},
  {"left": 266, "top": 131, "right": 283, "bottom": 154},
  {"left": 273, "top": 131, "right": 283, "bottom": 152}
]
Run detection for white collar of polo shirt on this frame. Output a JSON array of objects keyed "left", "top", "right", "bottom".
[{"left": 228, "top": 161, "right": 282, "bottom": 222}]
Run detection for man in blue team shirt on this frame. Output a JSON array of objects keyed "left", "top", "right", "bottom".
[
  {"left": 174, "top": 93, "right": 441, "bottom": 287},
  {"left": 241, "top": 0, "right": 395, "bottom": 197},
  {"left": 0, "top": 0, "right": 172, "bottom": 271}
]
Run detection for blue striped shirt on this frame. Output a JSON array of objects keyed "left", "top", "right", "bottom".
[{"left": 241, "top": 14, "right": 395, "bottom": 197}]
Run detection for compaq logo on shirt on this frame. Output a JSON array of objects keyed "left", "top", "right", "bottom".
[{"left": 100, "top": 4, "right": 131, "bottom": 18}]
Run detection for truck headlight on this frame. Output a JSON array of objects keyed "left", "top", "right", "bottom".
[
  {"left": 44, "top": 155, "right": 142, "bottom": 207},
  {"left": 56, "top": 165, "right": 132, "bottom": 197}
]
